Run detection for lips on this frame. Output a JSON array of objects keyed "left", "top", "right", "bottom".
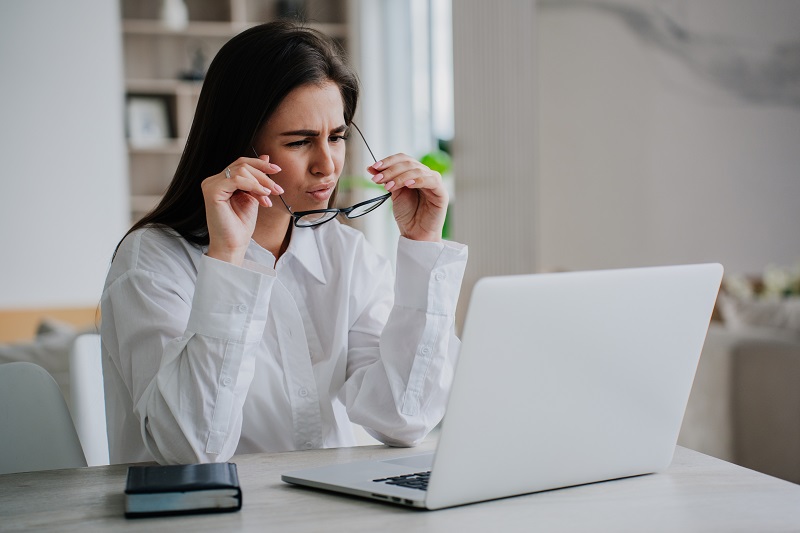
[{"left": 307, "top": 182, "right": 335, "bottom": 202}]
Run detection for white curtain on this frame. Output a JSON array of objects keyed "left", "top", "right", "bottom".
[{"left": 351, "top": 0, "right": 442, "bottom": 262}]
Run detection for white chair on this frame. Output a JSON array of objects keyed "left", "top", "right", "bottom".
[
  {"left": 69, "top": 333, "right": 109, "bottom": 466},
  {"left": 0, "top": 362, "right": 87, "bottom": 474}
]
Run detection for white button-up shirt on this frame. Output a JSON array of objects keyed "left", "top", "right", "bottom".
[{"left": 101, "top": 221, "right": 467, "bottom": 465}]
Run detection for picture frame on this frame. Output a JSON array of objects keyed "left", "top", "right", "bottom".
[{"left": 126, "top": 96, "right": 172, "bottom": 146}]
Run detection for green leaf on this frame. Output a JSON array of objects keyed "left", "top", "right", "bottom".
[{"left": 420, "top": 150, "right": 452, "bottom": 174}]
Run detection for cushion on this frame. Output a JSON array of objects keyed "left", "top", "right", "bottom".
[
  {"left": 717, "top": 293, "right": 800, "bottom": 338},
  {"left": 0, "top": 319, "right": 93, "bottom": 404}
]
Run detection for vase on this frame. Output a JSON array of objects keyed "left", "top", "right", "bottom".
[{"left": 160, "top": 0, "right": 189, "bottom": 31}]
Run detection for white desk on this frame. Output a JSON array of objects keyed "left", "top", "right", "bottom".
[{"left": 1, "top": 442, "right": 799, "bottom": 532}]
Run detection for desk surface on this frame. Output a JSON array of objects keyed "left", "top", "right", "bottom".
[{"left": 1, "top": 443, "right": 800, "bottom": 532}]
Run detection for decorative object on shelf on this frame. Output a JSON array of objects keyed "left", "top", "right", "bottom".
[
  {"left": 180, "top": 45, "right": 207, "bottom": 81},
  {"left": 126, "top": 96, "right": 172, "bottom": 147},
  {"left": 719, "top": 262, "right": 800, "bottom": 335},
  {"left": 160, "top": 0, "right": 189, "bottom": 31},
  {"left": 724, "top": 263, "right": 800, "bottom": 300}
]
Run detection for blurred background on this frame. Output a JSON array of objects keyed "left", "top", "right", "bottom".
[
  {"left": 1, "top": 0, "right": 799, "bottom": 481},
  {"left": 3, "top": 0, "right": 799, "bottom": 325}
]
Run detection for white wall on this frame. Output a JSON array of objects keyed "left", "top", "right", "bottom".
[
  {"left": 0, "top": 0, "right": 129, "bottom": 308},
  {"left": 451, "top": 0, "right": 538, "bottom": 325},
  {"left": 537, "top": 0, "right": 800, "bottom": 275}
]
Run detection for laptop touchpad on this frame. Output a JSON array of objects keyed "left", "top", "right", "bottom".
[{"left": 381, "top": 454, "right": 434, "bottom": 469}]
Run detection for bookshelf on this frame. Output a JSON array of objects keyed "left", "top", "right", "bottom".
[{"left": 120, "top": 0, "right": 349, "bottom": 222}]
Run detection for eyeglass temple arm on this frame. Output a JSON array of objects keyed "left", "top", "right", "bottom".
[
  {"left": 278, "top": 194, "right": 294, "bottom": 214},
  {"left": 349, "top": 122, "right": 377, "bottom": 164}
]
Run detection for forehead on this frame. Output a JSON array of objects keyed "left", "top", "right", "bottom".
[{"left": 267, "top": 81, "right": 344, "bottom": 130}]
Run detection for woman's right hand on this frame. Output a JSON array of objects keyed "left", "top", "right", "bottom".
[{"left": 202, "top": 155, "right": 283, "bottom": 265}]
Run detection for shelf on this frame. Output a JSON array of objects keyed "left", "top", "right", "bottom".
[
  {"left": 123, "top": 19, "right": 347, "bottom": 39},
  {"left": 123, "top": 19, "right": 243, "bottom": 37},
  {"left": 126, "top": 79, "right": 203, "bottom": 95},
  {"left": 128, "top": 139, "right": 186, "bottom": 154}
]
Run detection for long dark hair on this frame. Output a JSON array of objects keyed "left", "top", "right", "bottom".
[{"left": 119, "top": 21, "right": 359, "bottom": 250}]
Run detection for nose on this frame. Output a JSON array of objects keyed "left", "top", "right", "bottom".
[{"left": 309, "top": 141, "right": 336, "bottom": 177}]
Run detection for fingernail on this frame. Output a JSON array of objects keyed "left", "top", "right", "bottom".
[
  {"left": 404, "top": 180, "right": 415, "bottom": 187},
  {"left": 275, "top": 184, "right": 285, "bottom": 194},
  {"left": 271, "top": 163, "right": 281, "bottom": 171},
  {"left": 264, "top": 196, "right": 273, "bottom": 207},
  {"left": 263, "top": 187, "right": 271, "bottom": 195},
  {"left": 373, "top": 161, "right": 383, "bottom": 169},
  {"left": 372, "top": 173, "right": 383, "bottom": 183},
  {"left": 384, "top": 181, "right": 394, "bottom": 191}
]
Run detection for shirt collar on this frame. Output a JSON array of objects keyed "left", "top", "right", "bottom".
[{"left": 280, "top": 224, "right": 327, "bottom": 284}]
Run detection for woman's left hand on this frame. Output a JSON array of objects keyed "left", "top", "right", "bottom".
[{"left": 368, "top": 154, "right": 448, "bottom": 242}]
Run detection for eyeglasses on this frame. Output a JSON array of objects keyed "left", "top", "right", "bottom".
[{"left": 252, "top": 123, "right": 391, "bottom": 228}]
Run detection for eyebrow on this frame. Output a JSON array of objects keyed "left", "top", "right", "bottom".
[{"left": 280, "top": 125, "right": 348, "bottom": 137}]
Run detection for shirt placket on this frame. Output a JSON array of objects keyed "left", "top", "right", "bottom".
[{"left": 271, "top": 281, "right": 324, "bottom": 450}]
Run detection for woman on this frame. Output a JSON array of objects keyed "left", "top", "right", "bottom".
[{"left": 102, "top": 21, "right": 467, "bottom": 465}]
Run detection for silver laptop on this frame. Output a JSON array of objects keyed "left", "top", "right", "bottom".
[{"left": 282, "top": 263, "right": 723, "bottom": 510}]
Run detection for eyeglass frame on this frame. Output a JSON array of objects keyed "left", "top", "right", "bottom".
[{"left": 251, "top": 122, "right": 391, "bottom": 228}]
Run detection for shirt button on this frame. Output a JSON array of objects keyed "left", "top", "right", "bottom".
[
  {"left": 434, "top": 271, "right": 446, "bottom": 282},
  {"left": 298, "top": 387, "right": 309, "bottom": 398},
  {"left": 238, "top": 304, "right": 248, "bottom": 312},
  {"left": 222, "top": 377, "right": 233, "bottom": 387},
  {"left": 421, "top": 346, "right": 432, "bottom": 356}
]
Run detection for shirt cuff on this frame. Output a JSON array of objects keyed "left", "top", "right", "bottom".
[
  {"left": 186, "top": 255, "right": 275, "bottom": 343},
  {"left": 394, "top": 237, "right": 468, "bottom": 315}
]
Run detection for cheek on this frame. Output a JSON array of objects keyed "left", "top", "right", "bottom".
[
  {"left": 262, "top": 145, "right": 291, "bottom": 167},
  {"left": 267, "top": 149, "right": 303, "bottom": 173},
  {"left": 264, "top": 154, "right": 302, "bottom": 188},
  {"left": 334, "top": 145, "right": 347, "bottom": 171}
]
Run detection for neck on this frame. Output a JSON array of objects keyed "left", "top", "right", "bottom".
[{"left": 253, "top": 208, "right": 293, "bottom": 263}]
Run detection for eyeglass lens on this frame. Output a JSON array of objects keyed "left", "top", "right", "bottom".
[
  {"left": 346, "top": 197, "right": 388, "bottom": 218},
  {"left": 295, "top": 211, "right": 338, "bottom": 227}
]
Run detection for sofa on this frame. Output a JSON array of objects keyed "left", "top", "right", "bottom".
[{"left": 679, "top": 322, "right": 800, "bottom": 484}]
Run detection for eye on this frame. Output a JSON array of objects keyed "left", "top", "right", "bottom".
[
  {"left": 329, "top": 135, "right": 347, "bottom": 143},
  {"left": 286, "top": 139, "right": 310, "bottom": 147}
]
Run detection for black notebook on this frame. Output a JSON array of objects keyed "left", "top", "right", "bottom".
[{"left": 124, "top": 462, "right": 242, "bottom": 518}]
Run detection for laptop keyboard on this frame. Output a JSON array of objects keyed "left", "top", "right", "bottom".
[{"left": 373, "top": 471, "right": 431, "bottom": 491}]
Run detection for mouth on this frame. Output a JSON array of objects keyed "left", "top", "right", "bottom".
[{"left": 306, "top": 182, "right": 335, "bottom": 202}]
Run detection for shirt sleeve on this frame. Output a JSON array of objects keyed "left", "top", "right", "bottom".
[
  {"left": 104, "top": 254, "right": 275, "bottom": 464},
  {"left": 342, "top": 237, "right": 468, "bottom": 446}
]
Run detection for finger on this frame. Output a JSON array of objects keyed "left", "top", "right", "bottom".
[
  {"left": 250, "top": 156, "right": 284, "bottom": 194},
  {"left": 387, "top": 179, "right": 447, "bottom": 201},
  {"left": 402, "top": 178, "right": 448, "bottom": 203},
  {"left": 368, "top": 153, "right": 412, "bottom": 172},
  {"left": 231, "top": 185, "right": 272, "bottom": 207},
  {"left": 383, "top": 167, "right": 441, "bottom": 192},
  {"left": 370, "top": 159, "right": 419, "bottom": 185},
  {"left": 234, "top": 155, "right": 283, "bottom": 177},
  {"left": 259, "top": 156, "right": 283, "bottom": 175},
  {"left": 242, "top": 164, "right": 285, "bottom": 195},
  {"left": 221, "top": 167, "right": 274, "bottom": 205},
  {"left": 222, "top": 156, "right": 283, "bottom": 194},
  {"left": 239, "top": 167, "right": 276, "bottom": 206},
  {"left": 403, "top": 171, "right": 444, "bottom": 190}
]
